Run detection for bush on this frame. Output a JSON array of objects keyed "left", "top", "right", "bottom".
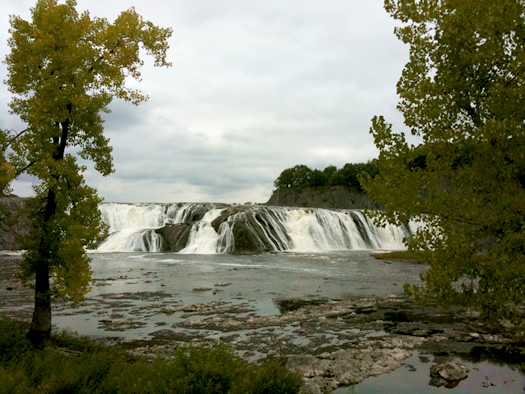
[{"left": 0, "top": 318, "right": 302, "bottom": 393}]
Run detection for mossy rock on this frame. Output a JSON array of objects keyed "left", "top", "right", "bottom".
[
  {"left": 155, "top": 223, "right": 192, "bottom": 252},
  {"left": 231, "top": 222, "right": 264, "bottom": 254}
]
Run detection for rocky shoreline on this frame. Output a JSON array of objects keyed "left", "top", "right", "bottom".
[
  {"left": 1, "top": 254, "right": 523, "bottom": 393},
  {"left": 122, "top": 295, "right": 523, "bottom": 392}
]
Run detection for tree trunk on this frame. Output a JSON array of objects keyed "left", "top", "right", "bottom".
[
  {"left": 27, "top": 189, "right": 57, "bottom": 347},
  {"left": 27, "top": 257, "right": 52, "bottom": 346},
  {"left": 27, "top": 106, "right": 70, "bottom": 347}
]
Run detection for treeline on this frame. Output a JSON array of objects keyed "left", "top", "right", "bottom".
[{"left": 273, "top": 160, "right": 379, "bottom": 192}]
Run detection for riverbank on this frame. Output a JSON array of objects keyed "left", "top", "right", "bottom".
[
  {"left": 1, "top": 252, "right": 523, "bottom": 392},
  {"left": 0, "top": 318, "right": 302, "bottom": 393}
]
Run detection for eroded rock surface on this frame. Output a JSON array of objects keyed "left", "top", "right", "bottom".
[
  {"left": 1, "top": 255, "right": 523, "bottom": 393},
  {"left": 430, "top": 361, "right": 470, "bottom": 388}
]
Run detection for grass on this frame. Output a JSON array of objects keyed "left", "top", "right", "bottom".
[
  {"left": 373, "top": 250, "right": 426, "bottom": 263},
  {"left": 0, "top": 317, "right": 302, "bottom": 393}
]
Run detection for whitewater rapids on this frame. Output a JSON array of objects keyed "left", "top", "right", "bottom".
[{"left": 96, "top": 203, "right": 416, "bottom": 254}]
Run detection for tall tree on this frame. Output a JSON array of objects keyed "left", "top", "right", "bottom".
[
  {"left": 362, "top": 0, "right": 524, "bottom": 320},
  {"left": 4, "top": 0, "right": 171, "bottom": 345}
]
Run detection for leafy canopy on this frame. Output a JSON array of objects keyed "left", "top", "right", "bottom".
[
  {"left": 362, "top": 0, "right": 524, "bottom": 321},
  {"left": 4, "top": 0, "right": 172, "bottom": 302},
  {"left": 273, "top": 161, "right": 379, "bottom": 191}
]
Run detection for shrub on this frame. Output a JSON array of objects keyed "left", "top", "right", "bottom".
[{"left": 0, "top": 318, "right": 302, "bottom": 393}]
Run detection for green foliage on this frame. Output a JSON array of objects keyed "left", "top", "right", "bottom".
[
  {"left": 273, "top": 164, "right": 314, "bottom": 189},
  {"left": 0, "top": 318, "right": 302, "bottom": 393},
  {"left": 362, "top": 0, "right": 525, "bottom": 321},
  {"left": 0, "top": 131, "right": 15, "bottom": 196},
  {"left": 373, "top": 250, "right": 425, "bottom": 263},
  {"left": 4, "top": 0, "right": 171, "bottom": 319},
  {"left": 273, "top": 160, "right": 379, "bottom": 191}
]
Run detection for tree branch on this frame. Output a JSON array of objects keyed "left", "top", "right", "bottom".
[
  {"left": 14, "top": 160, "right": 37, "bottom": 178},
  {"left": 3, "top": 128, "right": 30, "bottom": 152}
]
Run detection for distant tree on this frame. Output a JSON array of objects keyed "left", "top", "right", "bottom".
[
  {"left": 361, "top": 0, "right": 524, "bottom": 320},
  {"left": 308, "top": 165, "right": 336, "bottom": 187},
  {"left": 4, "top": 0, "right": 171, "bottom": 345},
  {"left": 273, "top": 165, "right": 313, "bottom": 189},
  {"left": 273, "top": 162, "right": 379, "bottom": 191},
  {"left": 322, "top": 165, "right": 337, "bottom": 183},
  {"left": 309, "top": 169, "right": 327, "bottom": 187}
]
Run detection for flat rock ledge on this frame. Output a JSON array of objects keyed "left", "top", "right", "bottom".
[
  {"left": 120, "top": 295, "right": 522, "bottom": 393},
  {"left": 287, "top": 336, "right": 423, "bottom": 393},
  {"left": 1, "top": 255, "right": 522, "bottom": 394}
]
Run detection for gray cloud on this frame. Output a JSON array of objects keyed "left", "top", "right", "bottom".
[{"left": 2, "top": 0, "right": 409, "bottom": 203}]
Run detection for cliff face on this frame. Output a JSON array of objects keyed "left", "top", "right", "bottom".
[
  {"left": 0, "top": 195, "right": 30, "bottom": 250},
  {"left": 265, "top": 186, "right": 380, "bottom": 210}
]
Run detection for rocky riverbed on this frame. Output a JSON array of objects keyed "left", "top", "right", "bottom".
[{"left": 1, "top": 253, "right": 523, "bottom": 393}]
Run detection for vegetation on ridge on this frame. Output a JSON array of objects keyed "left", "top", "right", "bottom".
[{"left": 273, "top": 161, "right": 379, "bottom": 192}]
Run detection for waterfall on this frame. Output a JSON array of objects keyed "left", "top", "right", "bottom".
[
  {"left": 96, "top": 203, "right": 411, "bottom": 254},
  {"left": 97, "top": 202, "right": 218, "bottom": 252},
  {"left": 179, "top": 209, "right": 225, "bottom": 254}
]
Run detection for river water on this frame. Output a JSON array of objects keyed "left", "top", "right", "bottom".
[
  {"left": 1, "top": 250, "right": 523, "bottom": 392},
  {"left": 2, "top": 203, "right": 523, "bottom": 391},
  {"left": 51, "top": 250, "right": 426, "bottom": 339}
]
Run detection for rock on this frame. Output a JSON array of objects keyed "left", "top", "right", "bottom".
[
  {"left": 266, "top": 186, "right": 381, "bottom": 209},
  {"left": 230, "top": 220, "right": 271, "bottom": 254},
  {"left": 430, "top": 361, "right": 469, "bottom": 388},
  {"left": 210, "top": 207, "right": 240, "bottom": 232},
  {"left": 286, "top": 340, "right": 415, "bottom": 393},
  {"left": 0, "top": 195, "right": 30, "bottom": 250},
  {"left": 185, "top": 205, "right": 210, "bottom": 222},
  {"left": 163, "top": 305, "right": 178, "bottom": 314},
  {"left": 155, "top": 223, "right": 192, "bottom": 252}
]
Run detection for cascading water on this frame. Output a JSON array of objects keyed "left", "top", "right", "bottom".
[
  {"left": 97, "top": 202, "right": 220, "bottom": 252},
  {"left": 179, "top": 209, "right": 225, "bottom": 254},
  {"left": 96, "top": 203, "right": 413, "bottom": 254}
]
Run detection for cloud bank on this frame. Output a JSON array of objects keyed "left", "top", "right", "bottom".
[{"left": 1, "top": 0, "right": 408, "bottom": 203}]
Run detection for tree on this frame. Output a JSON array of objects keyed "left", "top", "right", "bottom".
[
  {"left": 4, "top": 0, "right": 172, "bottom": 345},
  {"left": 273, "top": 165, "right": 314, "bottom": 189},
  {"left": 361, "top": 0, "right": 524, "bottom": 321},
  {"left": 0, "top": 131, "right": 15, "bottom": 195}
]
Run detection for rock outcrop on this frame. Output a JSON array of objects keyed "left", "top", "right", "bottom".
[
  {"left": 0, "top": 195, "right": 30, "bottom": 250},
  {"left": 430, "top": 361, "right": 470, "bottom": 388},
  {"left": 155, "top": 223, "right": 192, "bottom": 252},
  {"left": 266, "top": 186, "right": 381, "bottom": 209}
]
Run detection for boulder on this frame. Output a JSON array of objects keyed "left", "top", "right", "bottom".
[
  {"left": 430, "top": 361, "right": 469, "bottom": 388},
  {"left": 230, "top": 221, "right": 267, "bottom": 254},
  {"left": 211, "top": 206, "right": 241, "bottom": 232},
  {"left": 155, "top": 223, "right": 192, "bottom": 252},
  {"left": 183, "top": 205, "right": 210, "bottom": 222}
]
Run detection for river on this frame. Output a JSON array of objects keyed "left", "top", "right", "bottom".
[{"left": 0, "top": 203, "right": 522, "bottom": 392}]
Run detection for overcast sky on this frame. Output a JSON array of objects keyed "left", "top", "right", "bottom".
[{"left": 1, "top": 0, "right": 408, "bottom": 203}]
